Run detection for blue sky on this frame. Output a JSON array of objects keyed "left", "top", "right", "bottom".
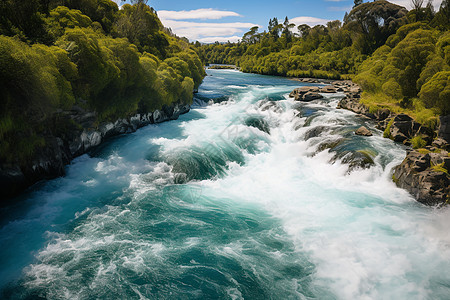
[{"left": 115, "top": 0, "right": 443, "bottom": 43}]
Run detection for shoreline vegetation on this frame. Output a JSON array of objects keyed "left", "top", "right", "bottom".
[
  {"left": 195, "top": 0, "right": 449, "bottom": 205},
  {"left": 0, "top": 0, "right": 205, "bottom": 200},
  {"left": 286, "top": 77, "right": 450, "bottom": 205},
  {"left": 195, "top": 0, "right": 449, "bottom": 123},
  {"left": 0, "top": 0, "right": 448, "bottom": 204},
  {"left": 207, "top": 64, "right": 238, "bottom": 70}
]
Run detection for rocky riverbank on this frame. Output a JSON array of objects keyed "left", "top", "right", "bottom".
[
  {"left": 0, "top": 103, "right": 191, "bottom": 201},
  {"left": 290, "top": 78, "right": 450, "bottom": 206}
]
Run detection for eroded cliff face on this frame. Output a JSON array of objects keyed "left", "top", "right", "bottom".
[
  {"left": 0, "top": 103, "right": 190, "bottom": 201},
  {"left": 393, "top": 149, "right": 450, "bottom": 206}
]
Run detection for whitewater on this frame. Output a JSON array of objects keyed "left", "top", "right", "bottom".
[{"left": 1, "top": 69, "right": 450, "bottom": 299}]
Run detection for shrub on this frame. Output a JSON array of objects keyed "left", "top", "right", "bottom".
[
  {"left": 410, "top": 136, "right": 427, "bottom": 149},
  {"left": 383, "top": 119, "right": 394, "bottom": 138},
  {"left": 419, "top": 71, "right": 450, "bottom": 115}
]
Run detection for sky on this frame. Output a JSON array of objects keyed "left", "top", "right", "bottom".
[{"left": 114, "top": 0, "right": 443, "bottom": 43}]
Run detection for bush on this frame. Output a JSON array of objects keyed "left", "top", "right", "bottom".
[
  {"left": 410, "top": 136, "right": 427, "bottom": 149},
  {"left": 419, "top": 71, "right": 450, "bottom": 115}
]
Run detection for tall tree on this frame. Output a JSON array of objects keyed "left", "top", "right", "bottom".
[{"left": 282, "top": 16, "right": 295, "bottom": 43}]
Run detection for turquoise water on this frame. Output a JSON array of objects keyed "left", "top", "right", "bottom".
[{"left": 1, "top": 70, "right": 450, "bottom": 299}]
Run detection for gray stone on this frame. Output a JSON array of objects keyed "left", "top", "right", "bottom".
[{"left": 355, "top": 126, "right": 373, "bottom": 136}]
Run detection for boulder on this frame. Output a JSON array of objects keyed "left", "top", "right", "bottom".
[
  {"left": 301, "top": 92, "right": 323, "bottom": 102},
  {"left": 329, "top": 149, "right": 375, "bottom": 172},
  {"left": 319, "top": 86, "right": 337, "bottom": 93},
  {"left": 257, "top": 100, "right": 283, "bottom": 113},
  {"left": 393, "top": 150, "right": 450, "bottom": 206},
  {"left": 289, "top": 87, "right": 324, "bottom": 101},
  {"left": 374, "top": 109, "right": 391, "bottom": 121},
  {"left": 343, "top": 150, "right": 375, "bottom": 172},
  {"left": 337, "top": 97, "right": 370, "bottom": 116},
  {"left": 388, "top": 114, "right": 420, "bottom": 144},
  {"left": 289, "top": 86, "right": 320, "bottom": 98},
  {"left": 355, "top": 126, "right": 373, "bottom": 136},
  {"left": 245, "top": 116, "right": 270, "bottom": 134}
]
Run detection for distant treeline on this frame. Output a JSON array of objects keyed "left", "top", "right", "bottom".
[
  {"left": 195, "top": 0, "right": 449, "bottom": 124},
  {"left": 0, "top": 0, "right": 205, "bottom": 164}
]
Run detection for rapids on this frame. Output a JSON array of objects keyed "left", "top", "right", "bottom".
[{"left": 1, "top": 69, "right": 450, "bottom": 299}]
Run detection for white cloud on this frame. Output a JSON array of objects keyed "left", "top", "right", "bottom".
[
  {"left": 388, "top": 0, "right": 442, "bottom": 10},
  {"left": 161, "top": 20, "right": 258, "bottom": 30},
  {"left": 290, "top": 16, "right": 331, "bottom": 27},
  {"left": 158, "top": 8, "right": 241, "bottom": 20},
  {"left": 329, "top": 6, "right": 353, "bottom": 11},
  {"left": 172, "top": 26, "right": 247, "bottom": 40},
  {"left": 197, "top": 36, "right": 242, "bottom": 43},
  {"left": 161, "top": 19, "right": 258, "bottom": 40}
]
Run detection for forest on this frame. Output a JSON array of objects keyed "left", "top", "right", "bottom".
[
  {"left": 0, "top": 0, "right": 205, "bottom": 164},
  {"left": 196, "top": 0, "right": 449, "bottom": 126}
]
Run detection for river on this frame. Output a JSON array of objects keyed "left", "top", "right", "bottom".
[{"left": 1, "top": 69, "right": 450, "bottom": 299}]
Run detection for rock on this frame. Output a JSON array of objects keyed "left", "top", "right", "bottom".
[
  {"left": 289, "top": 86, "right": 320, "bottom": 99},
  {"left": 374, "top": 109, "right": 391, "bottom": 121},
  {"left": 432, "top": 138, "right": 450, "bottom": 151},
  {"left": 0, "top": 102, "right": 192, "bottom": 201},
  {"left": 387, "top": 114, "right": 420, "bottom": 144},
  {"left": 257, "top": 100, "right": 283, "bottom": 113},
  {"left": 319, "top": 86, "right": 337, "bottom": 93},
  {"left": 315, "top": 138, "right": 346, "bottom": 153},
  {"left": 337, "top": 97, "right": 370, "bottom": 116},
  {"left": 304, "top": 126, "right": 328, "bottom": 140},
  {"left": 329, "top": 149, "right": 375, "bottom": 172},
  {"left": 174, "top": 173, "right": 188, "bottom": 184},
  {"left": 245, "top": 116, "right": 270, "bottom": 134},
  {"left": 393, "top": 150, "right": 450, "bottom": 206},
  {"left": 344, "top": 150, "right": 375, "bottom": 172},
  {"left": 301, "top": 92, "right": 323, "bottom": 102},
  {"left": 439, "top": 115, "right": 450, "bottom": 143},
  {"left": 153, "top": 109, "right": 167, "bottom": 123},
  {"left": 0, "top": 165, "right": 27, "bottom": 200},
  {"left": 355, "top": 126, "right": 373, "bottom": 136}
]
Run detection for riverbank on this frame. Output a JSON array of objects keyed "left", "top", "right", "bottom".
[
  {"left": 289, "top": 77, "right": 449, "bottom": 206},
  {"left": 0, "top": 103, "right": 191, "bottom": 202}
]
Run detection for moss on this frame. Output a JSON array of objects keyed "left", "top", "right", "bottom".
[
  {"left": 383, "top": 119, "right": 394, "bottom": 139},
  {"left": 357, "top": 149, "right": 377, "bottom": 158},
  {"left": 392, "top": 174, "right": 399, "bottom": 184},
  {"left": 410, "top": 136, "right": 427, "bottom": 149},
  {"left": 431, "top": 163, "right": 449, "bottom": 175},
  {"left": 417, "top": 148, "right": 431, "bottom": 154}
]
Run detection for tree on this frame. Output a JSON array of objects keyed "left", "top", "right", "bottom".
[
  {"left": 243, "top": 26, "right": 259, "bottom": 44},
  {"left": 297, "top": 24, "right": 311, "bottom": 39},
  {"left": 411, "top": 0, "right": 425, "bottom": 10},
  {"left": 268, "top": 17, "right": 281, "bottom": 39},
  {"left": 345, "top": 0, "right": 408, "bottom": 54},
  {"left": 282, "top": 16, "right": 295, "bottom": 44},
  {"left": 354, "top": 0, "right": 363, "bottom": 8}
]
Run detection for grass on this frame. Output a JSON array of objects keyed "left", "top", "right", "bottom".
[
  {"left": 360, "top": 92, "right": 440, "bottom": 130},
  {"left": 431, "top": 162, "right": 449, "bottom": 175},
  {"left": 411, "top": 136, "right": 427, "bottom": 149},
  {"left": 392, "top": 174, "right": 399, "bottom": 184},
  {"left": 383, "top": 119, "right": 394, "bottom": 138},
  {"left": 417, "top": 148, "right": 431, "bottom": 154}
]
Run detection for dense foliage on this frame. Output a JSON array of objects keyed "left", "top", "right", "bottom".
[
  {"left": 0, "top": 0, "right": 205, "bottom": 164},
  {"left": 196, "top": 0, "right": 449, "bottom": 121}
]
